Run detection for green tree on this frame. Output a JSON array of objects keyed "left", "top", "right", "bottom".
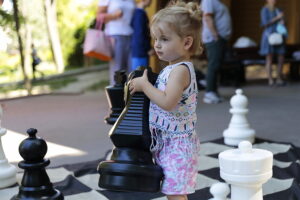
[
  {"left": 12, "top": 0, "right": 31, "bottom": 93},
  {"left": 0, "top": 8, "right": 14, "bottom": 26}
]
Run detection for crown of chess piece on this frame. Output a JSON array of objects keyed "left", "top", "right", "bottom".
[
  {"left": 104, "top": 70, "right": 127, "bottom": 125},
  {"left": 209, "top": 182, "right": 230, "bottom": 200},
  {"left": 223, "top": 89, "right": 255, "bottom": 146},
  {"left": 0, "top": 105, "right": 17, "bottom": 188},
  {"left": 219, "top": 141, "right": 273, "bottom": 200},
  {"left": 11, "top": 128, "right": 63, "bottom": 200},
  {"left": 98, "top": 67, "right": 164, "bottom": 192}
]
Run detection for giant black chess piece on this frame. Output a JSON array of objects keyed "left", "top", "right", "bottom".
[
  {"left": 104, "top": 70, "right": 127, "bottom": 125},
  {"left": 11, "top": 128, "right": 63, "bottom": 200},
  {"left": 98, "top": 67, "right": 164, "bottom": 192}
]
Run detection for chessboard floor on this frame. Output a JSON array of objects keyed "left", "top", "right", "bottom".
[{"left": 1, "top": 138, "right": 300, "bottom": 200}]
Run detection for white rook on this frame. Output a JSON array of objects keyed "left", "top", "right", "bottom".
[
  {"left": 0, "top": 105, "right": 17, "bottom": 188},
  {"left": 209, "top": 182, "right": 230, "bottom": 200},
  {"left": 219, "top": 141, "right": 273, "bottom": 200},
  {"left": 223, "top": 89, "right": 255, "bottom": 146}
]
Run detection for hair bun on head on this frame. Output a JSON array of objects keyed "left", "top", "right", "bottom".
[
  {"left": 186, "top": 2, "right": 202, "bottom": 21},
  {"left": 168, "top": 0, "right": 202, "bottom": 21}
]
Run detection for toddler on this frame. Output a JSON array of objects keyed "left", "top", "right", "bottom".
[{"left": 129, "top": 1, "right": 202, "bottom": 200}]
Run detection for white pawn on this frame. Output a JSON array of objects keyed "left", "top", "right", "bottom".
[
  {"left": 219, "top": 141, "right": 273, "bottom": 200},
  {"left": 223, "top": 89, "right": 255, "bottom": 146},
  {"left": 0, "top": 104, "right": 17, "bottom": 188},
  {"left": 209, "top": 182, "right": 230, "bottom": 200}
]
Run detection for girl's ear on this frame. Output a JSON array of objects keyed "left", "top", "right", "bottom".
[{"left": 183, "top": 36, "right": 193, "bottom": 51}]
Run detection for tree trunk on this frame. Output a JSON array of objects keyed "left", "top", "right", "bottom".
[
  {"left": 44, "top": 0, "right": 64, "bottom": 73},
  {"left": 12, "top": 0, "right": 32, "bottom": 94},
  {"left": 24, "top": 25, "right": 32, "bottom": 78}
]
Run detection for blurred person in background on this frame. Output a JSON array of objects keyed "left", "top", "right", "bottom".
[
  {"left": 259, "top": 0, "right": 287, "bottom": 86},
  {"left": 130, "top": 0, "right": 153, "bottom": 72},
  {"left": 97, "top": 0, "right": 135, "bottom": 85},
  {"left": 200, "top": 0, "right": 232, "bottom": 104}
]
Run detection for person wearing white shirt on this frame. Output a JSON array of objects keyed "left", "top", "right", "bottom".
[{"left": 97, "top": 0, "right": 135, "bottom": 85}]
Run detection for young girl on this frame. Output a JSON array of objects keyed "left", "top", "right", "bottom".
[{"left": 129, "top": 2, "right": 202, "bottom": 200}]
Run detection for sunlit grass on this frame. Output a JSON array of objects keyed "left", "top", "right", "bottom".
[
  {"left": 0, "top": 77, "right": 77, "bottom": 93},
  {"left": 86, "top": 79, "right": 109, "bottom": 91}
]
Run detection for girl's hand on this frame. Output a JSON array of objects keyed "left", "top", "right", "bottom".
[{"left": 129, "top": 70, "right": 148, "bottom": 95}]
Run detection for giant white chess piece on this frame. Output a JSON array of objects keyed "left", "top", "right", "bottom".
[
  {"left": 223, "top": 89, "right": 255, "bottom": 146},
  {"left": 0, "top": 104, "right": 17, "bottom": 188},
  {"left": 219, "top": 141, "right": 273, "bottom": 200},
  {"left": 209, "top": 182, "right": 230, "bottom": 200}
]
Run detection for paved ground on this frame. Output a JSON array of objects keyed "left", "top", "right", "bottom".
[{"left": 1, "top": 67, "right": 300, "bottom": 168}]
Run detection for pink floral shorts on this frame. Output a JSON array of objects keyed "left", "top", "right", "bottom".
[{"left": 153, "top": 135, "right": 200, "bottom": 195}]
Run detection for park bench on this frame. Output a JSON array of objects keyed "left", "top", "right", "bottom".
[
  {"left": 232, "top": 44, "right": 300, "bottom": 81},
  {"left": 217, "top": 44, "right": 300, "bottom": 86},
  {"left": 194, "top": 44, "right": 300, "bottom": 87}
]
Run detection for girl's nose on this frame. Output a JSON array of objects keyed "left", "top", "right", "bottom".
[{"left": 154, "top": 41, "right": 161, "bottom": 49}]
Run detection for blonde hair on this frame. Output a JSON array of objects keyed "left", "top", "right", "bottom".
[{"left": 151, "top": 1, "right": 202, "bottom": 55}]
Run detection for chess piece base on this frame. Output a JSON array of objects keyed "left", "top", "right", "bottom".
[
  {"left": 11, "top": 189, "right": 64, "bottom": 200},
  {"left": 0, "top": 161, "right": 17, "bottom": 188},
  {"left": 98, "top": 148, "right": 163, "bottom": 192},
  {"left": 221, "top": 169, "right": 272, "bottom": 200},
  {"left": 0, "top": 128, "right": 17, "bottom": 188},
  {"left": 98, "top": 161, "right": 163, "bottom": 192},
  {"left": 223, "top": 128, "right": 255, "bottom": 146}
]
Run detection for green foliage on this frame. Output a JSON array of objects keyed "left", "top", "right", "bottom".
[
  {"left": 32, "top": 76, "right": 77, "bottom": 90},
  {"left": 0, "top": 52, "right": 20, "bottom": 83},
  {"left": 0, "top": 8, "right": 14, "bottom": 26},
  {"left": 0, "top": 76, "right": 77, "bottom": 93},
  {"left": 57, "top": 0, "right": 98, "bottom": 68},
  {"left": 86, "top": 79, "right": 109, "bottom": 91}
]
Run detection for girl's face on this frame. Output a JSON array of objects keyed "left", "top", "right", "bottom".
[{"left": 151, "top": 23, "right": 191, "bottom": 64}]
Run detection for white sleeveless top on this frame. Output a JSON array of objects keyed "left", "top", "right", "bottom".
[{"left": 149, "top": 61, "right": 198, "bottom": 151}]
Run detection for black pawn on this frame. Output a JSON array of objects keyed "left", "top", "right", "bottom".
[{"left": 11, "top": 128, "right": 64, "bottom": 200}]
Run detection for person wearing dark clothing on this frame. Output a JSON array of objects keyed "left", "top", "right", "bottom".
[
  {"left": 201, "top": 0, "right": 232, "bottom": 104},
  {"left": 31, "top": 44, "right": 42, "bottom": 80},
  {"left": 130, "top": 0, "right": 152, "bottom": 72}
]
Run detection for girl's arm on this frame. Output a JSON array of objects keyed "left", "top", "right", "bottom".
[
  {"left": 130, "top": 65, "right": 190, "bottom": 111},
  {"left": 97, "top": 6, "right": 122, "bottom": 23}
]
